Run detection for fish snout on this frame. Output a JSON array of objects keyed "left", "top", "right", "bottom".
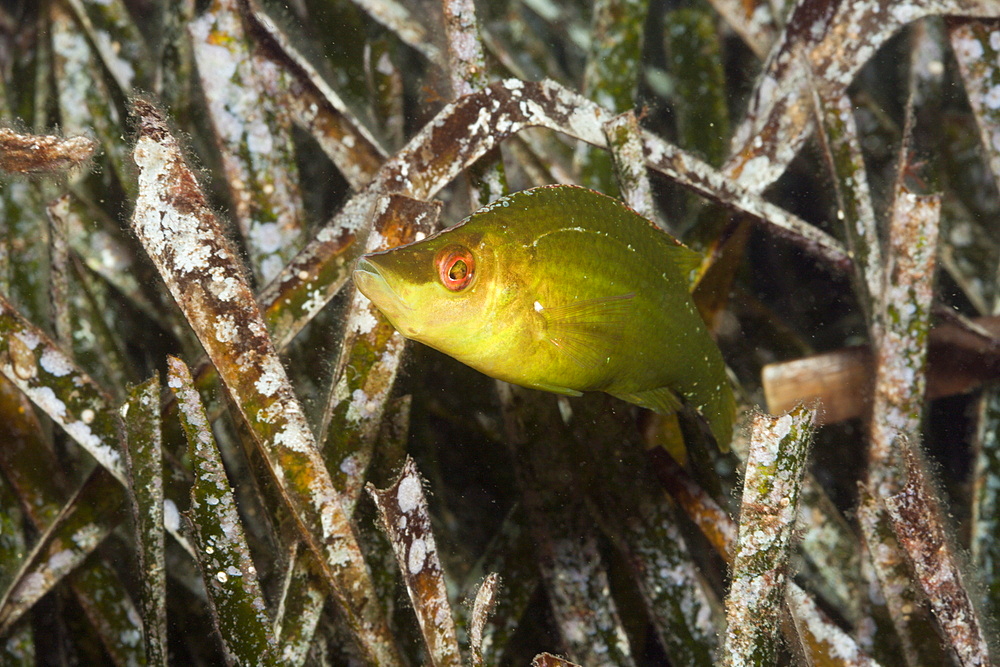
[
  {"left": 352, "top": 256, "right": 415, "bottom": 328},
  {"left": 352, "top": 257, "right": 383, "bottom": 300}
]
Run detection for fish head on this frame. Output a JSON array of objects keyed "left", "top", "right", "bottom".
[{"left": 353, "top": 226, "right": 520, "bottom": 360}]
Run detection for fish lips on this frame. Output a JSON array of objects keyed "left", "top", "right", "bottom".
[{"left": 352, "top": 256, "right": 414, "bottom": 328}]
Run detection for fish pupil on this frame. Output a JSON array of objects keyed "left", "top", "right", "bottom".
[
  {"left": 436, "top": 245, "right": 475, "bottom": 291},
  {"left": 449, "top": 259, "right": 468, "bottom": 281}
]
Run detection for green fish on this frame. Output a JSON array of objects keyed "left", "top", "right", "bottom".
[{"left": 353, "top": 185, "right": 735, "bottom": 449}]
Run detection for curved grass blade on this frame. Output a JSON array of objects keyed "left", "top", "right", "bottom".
[
  {"left": 129, "top": 99, "right": 401, "bottom": 665},
  {"left": 273, "top": 545, "right": 325, "bottom": 666},
  {"left": 0, "top": 292, "right": 125, "bottom": 483},
  {"left": 190, "top": 0, "right": 307, "bottom": 284},
  {"left": 724, "top": 0, "right": 1000, "bottom": 193},
  {"left": 120, "top": 375, "right": 168, "bottom": 666},
  {"left": 241, "top": 0, "right": 386, "bottom": 190},
  {"left": 367, "top": 458, "right": 462, "bottom": 667},
  {"left": 167, "top": 356, "right": 278, "bottom": 667},
  {"left": 51, "top": 3, "right": 134, "bottom": 198},
  {"left": 468, "top": 571, "right": 500, "bottom": 667},
  {"left": 0, "top": 467, "right": 125, "bottom": 636},
  {"left": 62, "top": 0, "right": 150, "bottom": 92}
]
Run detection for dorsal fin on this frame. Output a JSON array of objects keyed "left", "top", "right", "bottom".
[
  {"left": 472, "top": 185, "right": 705, "bottom": 289},
  {"left": 666, "top": 243, "right": 703, "bottom": 291}
]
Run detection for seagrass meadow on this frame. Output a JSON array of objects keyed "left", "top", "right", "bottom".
[{"left": 2, "top": 0, "right": 1000, "bottom": 664}]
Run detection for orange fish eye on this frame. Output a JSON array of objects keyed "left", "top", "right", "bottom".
[{"left": 436, "top": 245, "right": 475, "bottom": 291}]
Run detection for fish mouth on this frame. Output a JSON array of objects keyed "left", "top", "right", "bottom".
[{"left": 352, "top": 257, "right": 413, "bottom": 319}]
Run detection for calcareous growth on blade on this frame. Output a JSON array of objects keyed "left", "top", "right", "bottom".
[{"left": 353, "top": 185, "right": 735, "bottom": 449}]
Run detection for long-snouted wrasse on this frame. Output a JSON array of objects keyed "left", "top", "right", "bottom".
[{"left": 353, "top": 185, "right": 735, "bottom": 449}]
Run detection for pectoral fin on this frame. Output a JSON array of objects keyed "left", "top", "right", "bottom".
[
  {"left": 540, "top": 293, "right": 635, "bottom": 372},
  {"left": 529, "top": 382, "right": 584, "bottom": 397},
  {"left": 611, "top": 386, "right": 683, "bottom": 415}
]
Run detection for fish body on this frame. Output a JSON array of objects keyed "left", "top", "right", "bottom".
[{"left": 353, "top": 185, "right": 735, "bottom": 448}]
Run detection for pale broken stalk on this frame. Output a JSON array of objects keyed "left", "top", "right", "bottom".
[
  {"left": 0, "top": 127, "right": 95, "bottom": 174},
  {"left": 457, "top": 507, "right": 538, "bottom": 664},
  {"left": 468, "top": 571, "right": 501, "bottom": 666},
  {"left": 128, "top": 99, "right": 401, "bottom": 665}
]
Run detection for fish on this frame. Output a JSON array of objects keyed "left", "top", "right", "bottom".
[{"left": 352, "top": 185, "right": 735, "bottom": 449}]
